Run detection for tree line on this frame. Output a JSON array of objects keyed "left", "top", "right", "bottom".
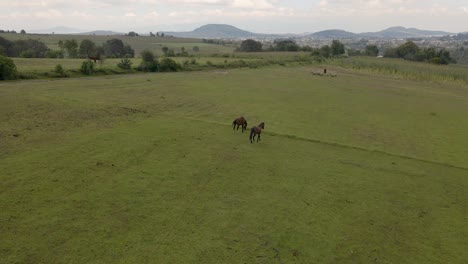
[
  {"left": 238, "top": 38, "right": 454, "bottom": 64},
  {"left": 238, "top": 39, "right": 350, "bottom": 57},
  {"left": 384, "top": 41, "right": 454, "bottom": 64},
  {"left": 0, "top": 37, "right": 135, "bottom": 59}
]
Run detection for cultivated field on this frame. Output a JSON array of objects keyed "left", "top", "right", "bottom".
[{"left": 1, "top": 66, "right": 467, "bottom": 263}]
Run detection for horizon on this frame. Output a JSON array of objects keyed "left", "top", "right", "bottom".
[
  {"left": 1, "top": 0, "right": 468, "bottom": 34},
  {"left": 22, "top": 24, "right": 464, "bottom": 35}
]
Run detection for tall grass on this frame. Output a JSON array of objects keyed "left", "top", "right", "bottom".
[{"left": 330, "top": 57, "right": 468, "bottom": 85}]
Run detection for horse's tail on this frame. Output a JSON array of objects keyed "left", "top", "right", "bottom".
[{"left": 232, "top": 119, "right": 236, "bottom": 128}]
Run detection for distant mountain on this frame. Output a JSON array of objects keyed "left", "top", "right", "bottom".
[
  {"left": 361, "top": 26, "right": 453, "bottom": 38},
  {"left": 29, "top": 26, "right": 82, "bottom": 34},
  {"left": 76, "top": 30, "right": 124, "bottom": 36},
  {"left": 310, "top": 29, "right": 359, "bottom": 39},
  {"left": 164, "top": 24, "right": 260, "bottom": 39}
]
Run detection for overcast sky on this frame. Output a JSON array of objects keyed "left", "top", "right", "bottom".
[{"left": 1, "top": 0, "right": 468, "bottom": 33}]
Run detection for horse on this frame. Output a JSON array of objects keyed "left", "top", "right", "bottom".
[
  {"left": 232, "top": 116, "right": 248, "bottom": 133},
  {"left": 249, "top": 122, "right": 265, "bottom": 143},
  {"left": 88, "top": 55, "right": 100, "bottom": 63}
]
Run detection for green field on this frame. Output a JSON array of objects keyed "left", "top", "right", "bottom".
[
  {"left": 0, "top": 33, "right": 235, "bottom": 56},
  {"left": 1, "top": 66, "right": 467, "bottom": 263}
]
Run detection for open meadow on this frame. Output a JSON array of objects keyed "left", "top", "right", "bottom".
[{"left": 1, "top": 65, "right": 467, "bottom": 263}]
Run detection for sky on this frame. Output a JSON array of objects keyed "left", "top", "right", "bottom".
[{"left": 1, "top": 0, "right": 468, "bottom": 33}]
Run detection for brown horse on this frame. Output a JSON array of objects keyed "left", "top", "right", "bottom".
[
  {"left": 249, "top": 122, "right": 265, "bottom": 143},
  {"left": 88, "top": 55, "right": 100, "bottom": 63},
  {"left": 232, "top": 116, "right": 248, "bottom": 133}
]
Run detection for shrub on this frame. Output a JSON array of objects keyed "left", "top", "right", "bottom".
[
  {"left": 206, "top": 60, "right": 214, "bottom": 67},
  {"left": 159, "top": 58, "right": 180, "bottom": 72},
  {"left": 80, "top": 59, "right": 94, "bottom": 75},
  {"left": 138, "top": 50, "right": 158, "bottom": 72},
  {"left": 0, "top": 55, "right": 17, "bottom": 80},
  {"left": 54, "top": 64, "right": 66, "bottom": 77},
  {"left": 118, "top": 57, "right": 133, "bottom": 69}
]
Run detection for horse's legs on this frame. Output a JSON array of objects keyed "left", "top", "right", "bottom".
[
  {"left": 252, "top": 134, "right": 256, "bottom": 143},
  {"left": 257, "top": 133, "right": 261, "bottom": 142}
]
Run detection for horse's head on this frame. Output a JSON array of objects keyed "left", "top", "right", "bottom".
[{"left": 259, "top": 122, "right": 265, "bottom": 129}]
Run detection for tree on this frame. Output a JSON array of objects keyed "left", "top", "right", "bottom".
[
  {"left": 0, "top": 36, "right": 13, "bottom": 56},
  {"left": 79, "top": 39, "right": 97, "bottom": 58},
  {"left": 102, "top": 39, "right": 134, "bottom": 58},
  {"left": 58, "top": 40, "right": 64, "bottom": 50},
  {"left": 162, "top": 46, "right": 169, "bottom": 55},
  {"left": 150, "top": 32, "right": 155, "bottom": 37},
  {"left": 64, "top": 39, "right": 78, "bottom": 58},
  {"left": 330, "top": 40, "right": 345, "bottom": 56},
  {"left": 239, "top": 39, "right": 262, "bottom": 52},
  {"left": 396, "top": 41, "right": 419, "bottom": 60},
  {"left": 192, "top": 46, "right": 200, "bottom": 52},
  {"left": 20, "top": 29, "right": 26, "bottom": 34},
  {"left": 161, "top": 32, "right": 165, "bottom": 37},
  {"left": 138, "top": 50, "right": 158, "bottom": 72},
  {"left": 274, "top": 40, "right": 299, "bottom": 51},
  {"left": 365, "top": 45, "right": 379, "bottom": 56},
  {"left": 0, "top": 55, "right": 17, "bottom": 80},
  {"left": 127, "top": 31, "right": 138, "bottom": 37},
  {"left": 11, "top": 39, "right": 49, "bottom": 58},
  {"left": 320, "top": 45, "right": 331, "bottom": 58},
  {"left": 80, "top": 60, "right": 94, "bottom": 75},
  {"left": 159, "top": 57, "right": 180, "bottom": 72},
  {"left": 156, "top": 32, "right": 160, "bottom": 37}
]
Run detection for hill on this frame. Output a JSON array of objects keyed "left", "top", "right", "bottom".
[
  {"left": 361, "top": 26, "right": 453, "bottom": 38},
  {"left": 310, "top": 29, "right": 359, "bottom": 39},
  {"left": 164, "top": 24, "right": 259, "bottom": 39},
  {"left": 75, "top": 30, "right": 124, "bottom": 36},
  {"left": 29, "top": 26, "right": 82, "bottom": 34}
]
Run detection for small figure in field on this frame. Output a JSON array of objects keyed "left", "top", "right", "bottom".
[
  {"left": 232, "top": 116, "right": 248, "bottom": 133},
  {"left": 88, "top": 55, "right": 100, "bottom": 63},
  {"left": 249, "top": 122, "right": 265, "bottom": 143},
  {"left": 324, "top": 68, "right": 327, "bottom": 74}
]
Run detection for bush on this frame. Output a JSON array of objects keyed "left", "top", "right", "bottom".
[
  {"left": 54, "top": 64, "right": 66, "bottom": 77},
  {"left": 46, "top": 50, "right": 64, "bottom": 58},
  {"left": 80, "top": 60, "right": 94, "bottom": 75},
  {"left": 0, "top": 55, "right": 17, "bottom": 80},
  {"left": 118, "top": 57, "right": 133, "bottom": 69},
  {"left": 138, "top": 50, "right": 158, "bottom": 72},
  {"left": 159, "top": 58, "right": 180, "bottom": 72}
]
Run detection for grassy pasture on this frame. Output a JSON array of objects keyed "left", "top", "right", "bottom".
[
  {"left": 330, "top": 57, "right": 468, "bottom": 85},
  {"left": 0, "top": 33, "right": 235, "bottom": 56},
  {"left": 0, "top": 66, "right": 467, "bottom": 263}
]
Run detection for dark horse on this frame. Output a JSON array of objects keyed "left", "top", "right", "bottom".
[
  {"left": 232, "top": 116, "right": 248, "bottom": 133},
  {"left": 249, "top": 122, "right": 265, "bottom": 143},
  {"left": 88, "top": 55, "right": 100, "bottom": 63}
]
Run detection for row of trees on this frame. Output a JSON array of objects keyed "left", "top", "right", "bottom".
[
  {"left": 0, "top": 29, "right": 26, "bottom": 34},
  {"left": 58, "top": 39, "right": 135, "bottom": 58},
  {"left": 0, "top": 36, "right": 135, "bottom": 59},
  {"left": 238, "top": 39, "right": 348, "bottom": 57},
  {"left": 0, "top": 37, "right": 49, "bottom": 57},
  {"left": 384, "top": 41, "right": 455, "bottom": 64}
]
